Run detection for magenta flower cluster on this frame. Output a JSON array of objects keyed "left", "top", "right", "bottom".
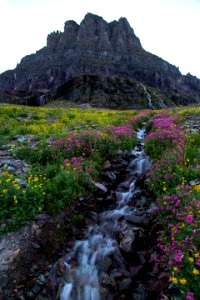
[{"left": 146, "top": 113, "right": 200, "bottom": 299}]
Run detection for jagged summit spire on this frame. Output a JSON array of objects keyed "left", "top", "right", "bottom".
[{"left": 47, "top": 13, "right": 142, "bottom": 51}]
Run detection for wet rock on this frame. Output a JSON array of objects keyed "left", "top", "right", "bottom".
[
  {"left": 131, "top": 283, "right": 146, "bottom": 300},
  {"left": 129, "top": 265, "right": 143, "bottom": 278},
  {"left": 100, "top": 287, "right": 110, "bottom": 300},
  {"left": 125, "top": 215, "right": 149, "bottom": 226},
  {"left": 137, "top": 251, "right": 146, "bottom": 265},
  {"left": 105, "top": 171, "right": 116, "bottom": 181},
  {"left": 119, "top": 230, "right": 135, "bottom": 252},
  {"left": 118, "top": 278, "right": 132, "bottom": 291},
  {"left": 26, "top": 291, "right": 35, "bottom": 299},
  {"left": 93, "top": 181, "right": 108, "bottom": 193},
  {"left": 31, "top": 242, "right": 41, "bottom": 249},
  {"left": 15, "top": 294, "right": 26, "bottom": 300},
  {"left": 36, "top": 274, "right": 46, "bottom": 286},
  {"left": 31, "top": 283, "right": 41, "bottom": 295},
  {"left": 99, "top": 256, "right": 112, "bottom": 272},
  {"left": 100, "top": 272, "right": 116, "bottom": 287},
  {"left": 56, "top": 259, "right": 66, "bottom": 276},
  {"left": 0, "top": 274, "right": 8, "bottom": 288}
]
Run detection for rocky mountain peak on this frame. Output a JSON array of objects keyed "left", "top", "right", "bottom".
[
  {"left": 47, "top": 13, "right": 142, "bottom": 52},
  {"left": 0, "top": 13, "right": 199, "bottom": 108}
]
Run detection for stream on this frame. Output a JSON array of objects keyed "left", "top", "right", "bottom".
[{"left": 58, "top": 129, "right": 154, "bottom": 300}]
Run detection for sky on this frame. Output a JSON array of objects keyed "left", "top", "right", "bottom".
[{"left": 0, "top": 0, "right": 200, "bottom": 78}]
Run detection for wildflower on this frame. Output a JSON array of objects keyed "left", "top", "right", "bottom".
[
  {"left": 179, "top": 278, "right": 187, "bottom": 285},
  {"left": 186, "top": 214, "right": 193, "bottom": 223},
  {"left": 170, "top": 277, "right": 178, "bottom": 284},
  {"left": 188, "top": 257, "right": 194, "bottom": 262},
  {"left": 173, "top": 251, "right": 183, "bottom": 263},
  {"left": 192, "top": 268, "right": 200, "bottom": 275},
  {"left": 186, "top": 291, "right": 194, "bottom": 300},
  {"left": 196, "top": 258, "right": 200, "bottom": 267}
]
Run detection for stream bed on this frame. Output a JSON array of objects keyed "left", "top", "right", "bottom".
[
  {"left": 48, "top": 129, "right": 166, "bottom": 300},
  {"left": 0, "top": 129, "right": 170, "bottom": 300}
]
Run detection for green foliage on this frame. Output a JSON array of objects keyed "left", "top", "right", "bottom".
[
  {"left": 15, "top": 143, "right": 57, "bottom": 165},
  {"left": 0, "top": 171, "right": 45, "bottom": 232},
  {"left": 43, "top": 170, "right": 83, "bottom": 214},
  {"left": 70, "top": 213, "right": 85, "bottom": 225}
]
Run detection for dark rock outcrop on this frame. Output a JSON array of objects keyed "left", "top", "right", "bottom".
[{"left": 0, "top": 13, "right": 200, "bottom": 108}]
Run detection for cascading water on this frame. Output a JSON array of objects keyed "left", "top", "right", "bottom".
[{"left": 59, "top": 129, "right": 151, "bottom": 300}]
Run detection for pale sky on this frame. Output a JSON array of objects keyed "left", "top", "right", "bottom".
[{"left": 0, "top": 0, "right": 200, "bottom": 78}]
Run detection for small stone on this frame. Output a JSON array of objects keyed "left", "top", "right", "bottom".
[
  {"left": 31, "top": 242, "right": 41, "bottom": 249},
  {"left": 119, "top": 230, "right": 135, "bottom": 252},
  {"left": 32, "top": 223, "right": 39, "bottom": 232},
  {"left": 0, "top": 245, "right": 5, "bottom": 251},
  {"left": 17, "top": 137, "right": 26, "bottom": 143},
  {"left": 0, "top": 274, "right": 8, "bottom": 288},
  {"left": 100, "top": 272, "right": 116, "bottom": 287},
  {"left": 125, "top": 215, "right": 148, "bottom": 226},
  {"left": 26, "top": 291, "right": 35, "bottom": 299},
  {"left": 35, "top": 229, "right": 42, "bottom": 238},
  {"left": 56, "top": 259, "right": 66, "bottom": 276},
  {"left": 118, "top": 278, "right": 132, "bottom": 291},
  {"left": 93, "top": 181, "right": 108, "bottom": 193},
  {"left": 101, "top": 160, "right": 111, "bottom": 170},
  {"left": 36, "top": 274, "right": 46, "bottom": 286},
  {"left": 7, "top": 166, "right": 15, "bottom": 172},
  {"left": 0, "top": 150, "right": 10, "bottom": 156},
  {"left": 105, "top": 171, "right": 116, "bottom": 181},
  {"left": 16, "top": 294, "right": 26, "bottom": 300},
  {"left": 31, "top": 283, "right": 41, "bottom": 295}
]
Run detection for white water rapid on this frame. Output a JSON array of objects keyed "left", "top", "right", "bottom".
[{"left": 59, "top": 129, "right": 151, "bottom": 300}]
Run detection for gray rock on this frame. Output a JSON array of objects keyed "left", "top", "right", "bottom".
[
  {"left": 118, "top": 278, "right": 132, "bottom": 291},
  {"left": 0, "top": 274, "right": 8, "bottom": 288},
  {"left": 100, "top": 272, "right": 116, "bottom": 287},
  {"left": 36, "top": 274, "right": 46, "bottom": 286},
  {"left": 119, "top": 230, "right": 135, "bottom": 252}
]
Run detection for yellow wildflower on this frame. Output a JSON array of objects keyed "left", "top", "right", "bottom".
[
  {"left": 188, "top": 257, "right": 194, "bottom": 262},
  {"left": 179, "top": 278, "right": 187, "bottom": 285},
  {"left": 192, "top": 268, "right": 200, "bottom": 275},
  {"left": 170, "top": 277, "right": 178, "bottom": 284}
]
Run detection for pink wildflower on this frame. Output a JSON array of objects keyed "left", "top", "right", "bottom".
[
  {"left": 173, "top": 251, "right": 183, "bottom": 262},
  {"left": 186, "top": 214, "right": 193, "bottom": 223},
  {"left": 186, "top": 291, "right": 194, "bottom": 300},
  {"left": 196, "top": 258, "right": 200, "bottom": 267}
]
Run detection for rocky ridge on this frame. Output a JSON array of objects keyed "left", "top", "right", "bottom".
[{"left": 0, "top": 13, "right": 200, "bottom": 108}]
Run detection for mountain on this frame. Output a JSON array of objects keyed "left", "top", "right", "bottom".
[{"left": 0, "top": 13, "right": 200, "bottom": 108}]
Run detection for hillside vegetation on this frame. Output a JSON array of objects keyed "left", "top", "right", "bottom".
[{"left": 0, "top": 103, "right": 200, "bottom": 299}]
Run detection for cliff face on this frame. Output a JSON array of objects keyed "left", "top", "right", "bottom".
[{"left": 0, "top": 13, "right": 200, "bottom": 108}]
